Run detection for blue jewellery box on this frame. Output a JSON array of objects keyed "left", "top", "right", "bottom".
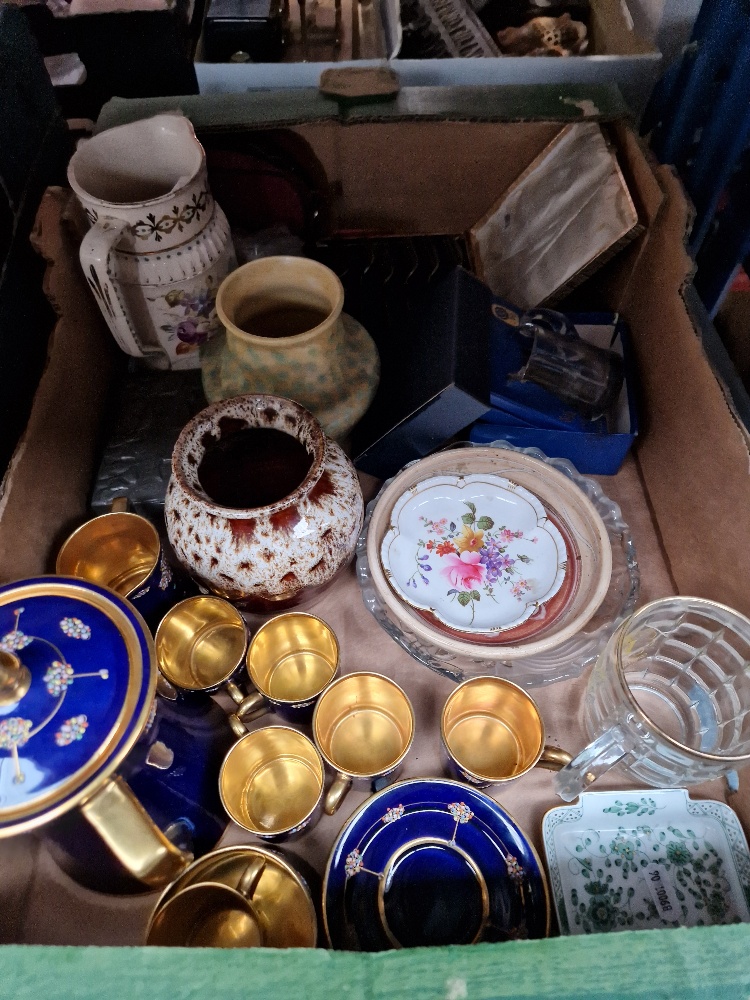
[{"left": 470, "top": 296, "right": 639, "bottom": 475}]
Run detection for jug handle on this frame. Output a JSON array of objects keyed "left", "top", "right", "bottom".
[
  {"left": 553, "top": 726, "right": 629, "bottom": 802},
  {"left": 80, "top": 775, "right": 192, "bottom": 888},
  {"left": 79, "top": 217, "right": 160, "bottom": 359}
]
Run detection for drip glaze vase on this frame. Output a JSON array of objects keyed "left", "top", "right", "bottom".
[{"left": 164, "top": 394, "right": 365, "bottom": 611}]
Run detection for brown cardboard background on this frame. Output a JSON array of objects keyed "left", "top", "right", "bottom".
[
  {"left": 0, "top": 188, "right": 117, "bottom": 584},
  {"left": 623, "top": 166, "right": 750, "bottom": 613},
  {"left": 1, "top": 120, "right": 749, "bottom": 947},
  {"left": 291, "top": 121, "right": 564, "bottom": 235}
]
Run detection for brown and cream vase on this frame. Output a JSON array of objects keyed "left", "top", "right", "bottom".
[{"left": 164, "top": 394, "right": 364, "bottom": 610}]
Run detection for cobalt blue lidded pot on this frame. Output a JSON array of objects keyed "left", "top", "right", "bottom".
[{"left": 0, "top": 576, "right": 234, "bottom": 893}]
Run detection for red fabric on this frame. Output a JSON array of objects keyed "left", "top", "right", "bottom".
[{"left": 206, "top": 149, "right": 308, "bottom": 235}]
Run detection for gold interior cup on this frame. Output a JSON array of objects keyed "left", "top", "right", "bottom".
[
  {"left": 246, "top": 612, "right": 339, "bottom": 705},
  {"left": 147, "top": 856, "right": 266, "bottom": 948},
  {"left": 56, "top": 510, "right": 160, "bottom": 597},
  {"left": 441, "top": 676, "right": 570, "bottom": 784},
  {"left": 155, "top": 596, "right": 247, "bottom": 693},
  {"left": 313, "top": 672, "right": 415, "bottom": 814},
  {"left": 152, "top": 846, "right": 318, "bottom": 948},
  {"left": 219, "top": 726, "right": 325, "bottom": 838}
]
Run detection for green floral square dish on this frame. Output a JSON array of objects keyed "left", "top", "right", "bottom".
[{"left": 542, "top": 788, "right": 750, "bottom": 934}]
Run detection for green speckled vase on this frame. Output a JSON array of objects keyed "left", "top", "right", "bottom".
[{"left": 202, "top": 256, "right": 380, "bottom": 441}]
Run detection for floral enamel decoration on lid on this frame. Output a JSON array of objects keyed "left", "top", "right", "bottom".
[
  {"left": 380, "top": 474, "right": 568, "bottom": 634},
  {"left": 0, "top": 578, "right": 153, "bottom": 834}
]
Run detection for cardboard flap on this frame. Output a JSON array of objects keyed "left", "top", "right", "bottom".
[
  {"left": 468, "top": 121, "right": 640, "bottom": 308},
  {"left": 626, "top": 165, "right": 750, "bottom": 614},
  {"left": 0, "top": 188, "right": 117, "bottom": 583}
]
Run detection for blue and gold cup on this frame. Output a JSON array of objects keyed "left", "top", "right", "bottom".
[
  {"left": 219, "top": 726, "right": 326, "bottom": 842},
  {"left": 441, "top": 676, "right": 570, "bottom": 788},
  {"left": 238, "top": 612, "right": 340, "bottom": 724},
  {"left": 146, "top": 854, "right": 267, "bottom": 947},
  {"left": 146, "top": 845, "right": 318, "bottom": 948},
  {"left": 313, "top": 672, "right": 415, "bottom": 815},
  {"left": 154, "top": 595, "right": 249, "bottom": 706},
  {"left": 56, "top": 498, "right": 188, "bottom": 628}
]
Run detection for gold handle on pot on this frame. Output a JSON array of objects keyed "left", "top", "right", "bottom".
[
  {"left": 80, "top": 775, "right": 192, "bottom": 889},
  {"left": 110, "top": 497, "right": 129, "bottom": 513},
  {"left": 0, "top": 650, "right": 32, "bottom": 706}
]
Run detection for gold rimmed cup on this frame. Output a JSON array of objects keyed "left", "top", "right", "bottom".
[
  {"left": 154, "top": 595, "right": 249, "bottom": 707},
  {"left": 55, "top": 498, "right": 185, "bottom": 626},
  {"left": 219, "top": 726, "right": 325, "bottom": 841},
  {"left": 239, "top": 612, "right": 340, "bottom": 724},
  {"left": 152, "top": 845, "right": 318, "bottom": 948},
  {"left": 312, "top": 672, "right": 415, "bottom": 815},
  {"left": 146, "top": 855, "right": 267, "bottom": 947},
  {"left": 441, "top": 676, "right": 570, "bottom": 787}
]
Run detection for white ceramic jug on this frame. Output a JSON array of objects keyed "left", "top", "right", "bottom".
[{"left": 67, "top": 114, "right": 236, "bottom": 370}]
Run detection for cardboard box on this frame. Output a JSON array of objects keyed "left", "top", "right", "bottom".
[
  {"left": 194, "top": 0, "right": 661, "bottom": 118},
  {"left": 2, "top": 86, "right": 750, "bottom": 992}
]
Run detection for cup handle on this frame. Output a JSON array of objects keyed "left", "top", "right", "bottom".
[
  {"left": 226, "top": 682, "right": 269, "bottom": 723},
  {"left": 535, "top": 745, "right": 574, "bottom": 772},
  {"left": 237, "top": 857, "right": 266, "bottom": 899},
  {"left": 324, "top": 772, "right": 352, "bottom": 815},
  {"left": 80, "top": 775, "right": 192, "bottom": 888},
  {"left": 227, "top": 711, "right": 271, "bottom": 740},
  {"left": 79, "top": 217, "right": 160, "bottom": 359},
  {"left": 553, "top": 727, "right": 629, "bottom": 802},
  {"left": 156, "top": 673, "right": 180, "bottom": 701},
  {"left": 521, "top": 308, "right": 580, "bottom": 341}
]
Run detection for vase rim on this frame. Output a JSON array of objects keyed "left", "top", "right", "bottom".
[
  {"left": 171, "top": 393, "right": 327, "bottom": 517},
  {"left": 216, "top": 256, "right": 345, "bottom": 349}
]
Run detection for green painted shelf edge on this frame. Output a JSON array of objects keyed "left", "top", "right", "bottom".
[
  {"left": 95, "top": 83, "right": 631, "bottom": 133},
  {"left": 2, "top": 925, "right": 750, "bottom": 999}
]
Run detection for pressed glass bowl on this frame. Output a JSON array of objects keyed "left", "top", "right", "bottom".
[{"left": 357, "top": 441, "right": 639, "bottom": 688}]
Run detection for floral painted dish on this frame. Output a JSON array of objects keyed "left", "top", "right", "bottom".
[
  {"left": 380, "top": 474, "right": 568, "bottom": 634},
  {"left": 324, "top": 778, "right": 549, "bottom": 950},
  {"left": 542, "top": 788, "right": 750, "bottom": 935},
  {"left": 413, "top": 503, "right": 580, "bottom": 646}
]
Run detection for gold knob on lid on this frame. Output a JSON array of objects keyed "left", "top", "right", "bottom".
[{"left": 0, "top": 649, "right": 32, "bottom": 706}]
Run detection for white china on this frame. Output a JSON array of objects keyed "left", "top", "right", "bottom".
[
  {"left": 380, "top": 474, "right": 567, "bottom": 634},
  {"left": 363, "top": 445, "right": 615, "bottom": 672},
  {"left": 68, "top": 113, "right": 235, "bottom": 370},
  {"left": 543, "top": 789, "right": 750, "bottom": 934}
]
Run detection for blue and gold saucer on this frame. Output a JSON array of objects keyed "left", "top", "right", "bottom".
[{"left": 323, "top": 777, "right": 549, "bottom": 950}]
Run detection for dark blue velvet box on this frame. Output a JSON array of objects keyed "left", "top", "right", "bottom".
[{"left": 352, "top": 265, "right": 491, "bottom": 480}]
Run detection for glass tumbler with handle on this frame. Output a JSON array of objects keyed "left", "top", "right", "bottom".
[{"left": 555, "top": 596, "right": 750, "bottom": 801}]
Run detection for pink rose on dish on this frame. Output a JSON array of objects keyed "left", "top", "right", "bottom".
[{"left": 440, "top": 551, "right": 486, "bottom": 590}]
